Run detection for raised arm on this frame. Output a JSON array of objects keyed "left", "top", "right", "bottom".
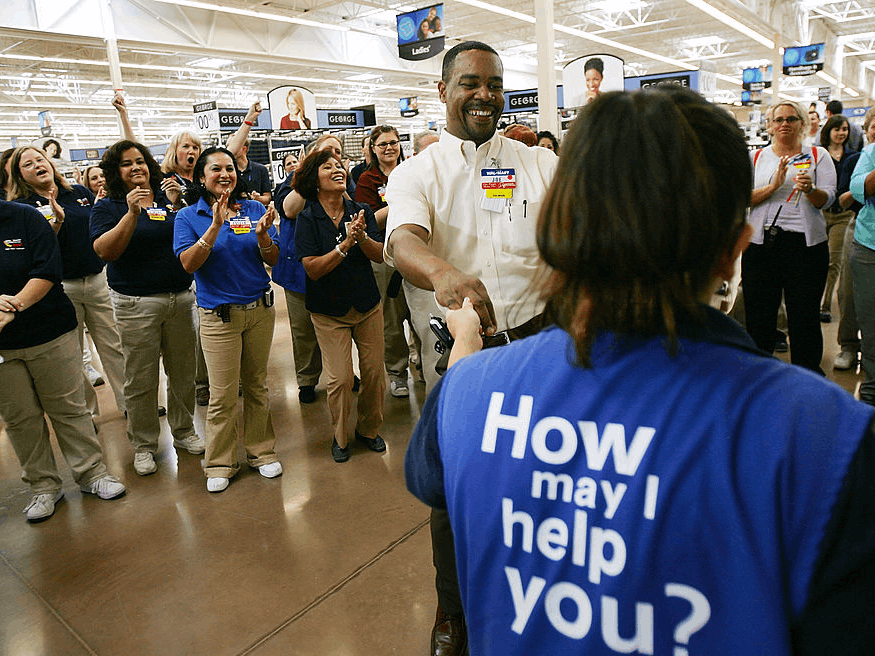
[
  {"left": 112, "top": 93, "right": 136, "bottom": 142},
  {"left": 226, "top": 101, "right": 261, "bottom": 159}
]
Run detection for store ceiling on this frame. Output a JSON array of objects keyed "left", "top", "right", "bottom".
[{"left": 2, "top": 0, "right": 875, "bottom": 148}]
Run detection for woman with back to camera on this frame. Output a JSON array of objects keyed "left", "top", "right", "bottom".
[
  {"left": 293, "top": 147, "right": 386, "bottom": 462},
  {"left": 174, "top": 146, "right": 282, "bottom": 493},
  {"left": 405, "top": 86, "right": 875, "bottom": 656},
  {"left": 355, "top": 124, "right": 420, "bottom": 399},
  {"left": 584, "top": 57, "right": 604, "bottom": 104},
  {"left": 743, "top": 100, "right": 835, "bottom": 373},
  {"left": 819, "top": 114, "right": 853, "bottom": 323},
  {"left": 90, "top": 140, "right": 204, "bottom": 477},
  {"left": 8, "top": 146, "right": 127, "bottom": 422}
]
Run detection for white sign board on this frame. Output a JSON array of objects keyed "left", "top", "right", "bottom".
[{"left": 193, "top": 100, "right": 219, "bottom": 134}]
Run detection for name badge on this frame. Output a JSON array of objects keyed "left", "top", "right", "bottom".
[
  {"left": 230, "top": 215, "right": 252, "bottom": 235},
  {"left": 378, "top": 184, "right": 387, "bottom": 203},
  {"left": 481, "top": 168, "right": 516, "bottom": 200},
  {"left": 36, "top": 205, "right": 55, "bottom": 222},
  {"left": 146, "top": 207, "right": 167, "bottom": 221}
]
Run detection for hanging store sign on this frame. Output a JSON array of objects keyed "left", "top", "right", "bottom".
[
  {"left": 397, "top": 4, "right": 445, "bottom": 61},
  {"left": 783, "top": 43, "right": 825, "bottom": 76}
]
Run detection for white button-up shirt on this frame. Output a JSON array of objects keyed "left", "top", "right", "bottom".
[{"left": 384, "top": 130, "right": 557, "bottom": 331}]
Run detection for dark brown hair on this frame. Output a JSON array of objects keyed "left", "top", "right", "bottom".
[
  {"left": 367, "top": 125, "right": 405, "bottom": 170},
  {"left": 100, "top": 140, "right": 163, "bottom": 200},
  {"left": 185, "top": 146, "right": 246, "bottom": 206},
  {"left": 537, "top": 87, "right": 751, "bottom": 366},
  {"left": 820, "top": 114, "right": 849, "bottom": 149},
  {"left": 292, "top": 148, "right": 341, "bottom": 201}
]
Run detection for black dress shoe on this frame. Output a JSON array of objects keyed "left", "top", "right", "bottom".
[
  {"left": 298, "top": 385, "right": 316, "bottom": 404},
  {"left": 157, "top": 406, "right": 167, "bottom": 417},
  {"left": 820, "top": 311, "right": 832, "bottom": 323},
  {"left": 352, "top": 375, "right": 361, "bottom": 392},
  {"left": 331, "top": 439, "right": 350, "bottom": 463},
  {"left": 195, "top": 387, "right": 210, "bottom": 406},
  {"left": 431, "top": 607, "right": 468, "bottom": 656},
  {"left": 774, "top": 331, "right": 789, "bottom": 353},
  {"left": 355, "top": 430, "right": 386, "bottom": 452}
]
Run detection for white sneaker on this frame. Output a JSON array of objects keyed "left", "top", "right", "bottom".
[
  {"left": 133, "top": 451, "right": 158, "bottom": 476},
  {"left": 206, "top": 477, "right": 229, "bottom": 493},
  {"left": 23, "top": 491, "right": 64, "bottom": 522},
  {"left": 173, "top": 433, "right": 206, "bottom": 454},
  {"left": 258, "top": 462, "right": 283, "bottom": 478},
  {"left": 80, "top": 475, "right": 126, "bottom": 500},
  {"left": 390, "top": 379, "right": 409, "bottom": 398},
  {"left": 833, "top": 351, "right": 858, "bottom": 370},
  {"left": 85, "top": 363, "right": 104, "bottom": 386}
]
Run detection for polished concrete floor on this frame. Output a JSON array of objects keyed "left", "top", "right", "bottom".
[{"left": 0, "top": 286, "right": 865, "bottom": 655}]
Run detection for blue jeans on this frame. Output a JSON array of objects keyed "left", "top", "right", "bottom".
[{"left": 850, "top": 239, "right": 875, "bottom": 404}]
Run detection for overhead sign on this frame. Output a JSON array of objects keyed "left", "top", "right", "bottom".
[
  {"left": 267, "top": 86, "right": 318, "bottom": 130},
  {"left": 193, "top": 100, "right": 219, "bottom": 133},
  {"left": 397, "top": 4, "right": 445, "bottom": 61},
  {"left": 316, "top": 109, "right": 376, "bottom": 129},
  {"left": 742, "top": 65, "right": 772, "bottom": 91},
  {"left": 741, "top": 90, "right": 762, "bottom": 106},
  {"left": 783, "top": 43, "right": 825, "bottom": 76},
  {"left": 38, "top": 110, "right": 52, "bottom": 137},
  {"left": 400, "top": 97, "right": 419, "bottom": 118},
  {"left": 624, "top": 71, "right": 699, "bottom": 92},
  {"left": 563, "top": 54, "right": 625, "bottom": 108},
  {"left": 818, "top": 87, "right": 832, "bottom": 102},
  {"left": 504, "top": 89, "right": 539, "bottom": 114}
]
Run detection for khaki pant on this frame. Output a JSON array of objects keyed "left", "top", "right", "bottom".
[
  {"left": 283, "top": 289, "right": 322, "bottom": 387},
  {"left": 372, "top": 262, "right": 419, "bottom": 384},
  {"left": 62, "top": 269, "right": 126, "bottom": 416},
  {"left": 110, "top": 289, "right": 197, "bottom": 455},
  {"left": 199, "top": 303, "right": 278, "bottom": 478},
  {"left": 311, "top": 304, "right": 385, "bottom": 447},
  {"left": 822, "top": 209, "right": 853, "bottom": 313},
  {"left": 0, "top": 330, "right": 108, "bottom": 494}
]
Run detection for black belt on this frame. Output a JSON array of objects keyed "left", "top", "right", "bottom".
[{"left": 482, "top": 313, "right": 547, "bottom": 349}]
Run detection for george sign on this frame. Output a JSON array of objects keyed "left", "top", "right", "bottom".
[
  {"left": 315, "top": 109, "right": 373, "bottom": 129},
  {"left": 504, "top": 89, "right": 540, "bottom": 114},
  {"left": 400, "top": 96, "right": 419, "bottom": 118},
  {"left": 624, "top": 71, "right": 699, "bottom": 92},
  {"left": 782, "top": 43, "right": 825, "bottom": 76},
  {"left": 269, "top": 145, "right": 305, "bottom": 185},
  {"left": 218, "top": 109, "right": 272, "bottom": 132},
  {"left": 193, "top": 100, "right": 219, "bottom": 134},
  {"left": 397, "top": 4, "right": 445, "bottom": 61}
]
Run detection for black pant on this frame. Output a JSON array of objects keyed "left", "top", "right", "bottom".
[
  {"left": 742, "top": 233, "right": 828, "bottom": 373},
  {"left": 431, "top": 507, "right": 464, "bottom": 617}
]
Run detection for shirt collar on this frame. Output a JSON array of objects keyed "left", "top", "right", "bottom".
[{"left": 439, "top": 130, "right": 503, "bottom": 167}]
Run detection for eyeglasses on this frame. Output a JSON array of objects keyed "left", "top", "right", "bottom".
[
  {"left": 374, "top": 140, "right": 399, "bottom": 149},
  {"left": 772, "top": 116, "right": 801, "bottom": 125}
]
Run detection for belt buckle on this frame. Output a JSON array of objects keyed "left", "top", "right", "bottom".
[{"left": 492, "top": 331, "right": 510, "bottom": 346}]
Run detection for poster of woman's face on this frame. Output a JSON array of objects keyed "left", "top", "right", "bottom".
[
  {"left": 563, "top": 54, "right": 625, "bottom": 109},
  {"left": 35, "top": 137, "right": 69, "bottom": 160},
  {"left": 268, "top": 86, "right": 319, "bottom": 131}
]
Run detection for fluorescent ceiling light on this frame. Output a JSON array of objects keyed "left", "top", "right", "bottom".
[
  {"left": 150, "top": 0, "right": 350, "bottom": 32},
  {"left": 845, "top": 87, "right": 860, "bottom": 97},
  {"left": 345, "top": 73, "right": 381, "bottom": 81},
  {"left": 817, "top": 70, "right": 838, "bottom": 85},
  {"left": 591, "top": 0, "right": 648, "bottom": 11},
  {"left": 186, "top": 57, "right": 234, "bottom": 68},
  {"left": 682, "top": 35, "right": 726, "bottom": 48},
  {"left": 681, "top": 0, "right": 775, "bottom": 50}
]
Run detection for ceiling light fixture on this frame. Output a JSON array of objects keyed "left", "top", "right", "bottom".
[
  {"left": 681, "top": 0, "right": 775, "bottom": 50},
  {"left": 149, "top": 0, "right": 350, "bottom": 32}
]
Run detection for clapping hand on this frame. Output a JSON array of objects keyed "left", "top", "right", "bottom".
[
  {"left": 211, "top": 188, "right": 231, "bottom": 227},
  {"left": 256, "top": 204, "right": 276, "bottom": 238}
]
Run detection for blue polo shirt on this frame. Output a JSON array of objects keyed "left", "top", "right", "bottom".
[
  {"left": 0, "top": 201, "right": 77, "bottom": 349},
  {"left": 406, "top": 307, "right": 875, "bottom": 656},
  {"left": 174, "top": 197, "right": 278, "bottom": 309},
  {"left": 16, "top": 185, "right": 104, "bottom": 280},
  {"left": 294, "top": 197, "right": 381, "bottom": 317},
  {"left": 851, "top": 143, "right": 875, "bottom": 249},
  {"left": 90, "top": 193, "right": 192, "bottom": 296},
  {"left": 271, "top": 181, "right": 307, "bottom": 294}
]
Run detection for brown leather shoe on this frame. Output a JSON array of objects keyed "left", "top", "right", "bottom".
[{"left": 431, "top": 606, "right": 468, "bottom": 656}]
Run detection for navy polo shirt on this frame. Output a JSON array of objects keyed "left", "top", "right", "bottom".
[
  {"left": 90, "top": 193, "right": 193, "bottom": 296},
  {"left": 240, "top": 160, "right": 272, "bottom": 196},
  {"left": 174, "top": 198, "right": 278, "bottom": 309},
  {"left": 294, "top": 198, "right": 381, "bottom": 317},
  {"left": 0, "top": 200, "right": 77, "bottom": 349},
  {"left": 16, "top": 185, "right": 104, "bottom": 280}
]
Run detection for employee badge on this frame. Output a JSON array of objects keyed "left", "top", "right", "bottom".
[
  {"left": 230, "top": 213, "right": 252, "bottom": 234},
  {"left": 146, "top": 206, "right": 167, "bottom": 221}
]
